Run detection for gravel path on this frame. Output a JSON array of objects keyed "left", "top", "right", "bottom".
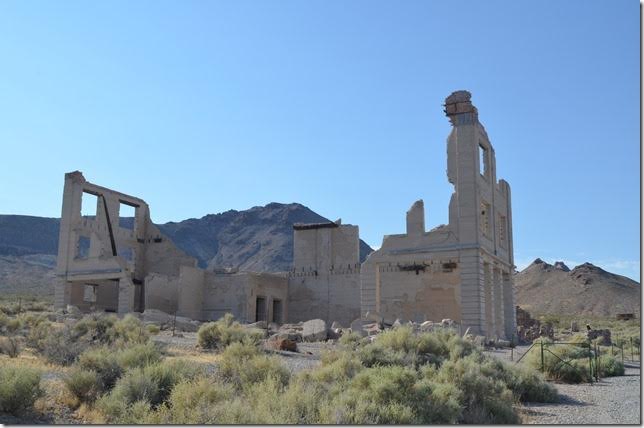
[
  {"left": 521, "top": 364, "right": 640, "bottom": 424},
  {"left": 483, "top": 345, "right": 641, "bottom": 424}
]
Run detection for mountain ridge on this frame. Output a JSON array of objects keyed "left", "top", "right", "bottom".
[
  {"left": 514, "top": 258, "right": 640, "bottom": 317},
  {"left": 0, "top": 203, "right": 374, "bottom": 295}
]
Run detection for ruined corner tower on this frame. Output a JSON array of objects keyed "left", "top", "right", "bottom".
[
  {"left": 358, "top": 90, "right": 516, "bottom": 340},
  {"left": 444, "top": 90, "right": 515, "bottom": 338}
]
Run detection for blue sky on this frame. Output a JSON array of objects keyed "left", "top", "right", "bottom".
[{"left": 0, "top": 1, "right": 640, "bottom": 280}]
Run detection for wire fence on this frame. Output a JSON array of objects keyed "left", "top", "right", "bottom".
[{"left": 515, "top": 340, "right": 605, "bottom": 383}]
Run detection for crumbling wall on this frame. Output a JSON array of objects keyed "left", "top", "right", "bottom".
[
  {"left": 288, "top": 222, "right": 361, "bottom": 326},
  {"left": 288, "top": 269, "right": 360, "bottom": 326},
  {"left": 145, "top": 273, "right": 179, "bottom": 314},
  {"left": 377, "top": 263, "right": 461, "bottom": 323},
  {"left": 55, "top": 171, "right": 198, "bottom": 314}
]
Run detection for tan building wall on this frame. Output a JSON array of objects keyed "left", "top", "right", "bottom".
[
  {"left": 360, "top": 91, "right": 516, "bottom": 340},
  {"left": 287, "top": 222, "right": 361, "bottom": 326}
]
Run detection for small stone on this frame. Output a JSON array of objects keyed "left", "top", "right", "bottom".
[{"left": 350, "top": 318, "right": 367, "bottom": 337}]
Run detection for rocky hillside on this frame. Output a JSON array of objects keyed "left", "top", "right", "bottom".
[
  {"left": 157, "top": 202, "right": 373, "bottom": 271},
  {"left": 514, "top": 258, "right": 640, "bottom": 317},
  {"left": 0, "top": 203, "right": 373, "bottom": 295}
]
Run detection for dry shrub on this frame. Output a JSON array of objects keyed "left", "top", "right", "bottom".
[
  {"left": 217, "top": 342, "right": 289, "bottom": 389},
  {"left": 197, "top": 313, "right": 262, "bottom": 350},
  {"left": 0, "top": 335, "right": 22, "bottom": 357},
  {"left": 64, "top": 368, "right": 101, "bottom": 404},
  {"left": 0, "top": 365, "right": 43, "bottom": 415}
]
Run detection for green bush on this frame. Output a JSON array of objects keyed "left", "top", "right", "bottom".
[
  {"left": 96, "top": 359, "right": 205, "bottom": 423},
  {"left": 64, "top": 368, "right": 101, "bottom": 404},
  {"left": 78, "top": 347, "right": 124, "bottom": 391},
  {"left": 146, "top": 324, "right": 160, "bottom": 334},
  {"left": 197, "top": 313, "right": 263, "bottom": 350},
  {"left": 479, "top": 357, "right": 558, "bottom": 403},
  {"left": 111, "top": 314, "right": 149, "bottom": 345},
  {"left": 0, "top": 365, "right": 43, "bottom": 415},
  {"left": 600, "top": 355, "right": 625, "bottom": 377},
  {"left": 436, "top": 354, "right": 520, "bottom": 424},
  {"left": 116, "top": 342, "right": 162, "bottom": 370},
  {"left": 218, "top": 342, "right": 289, "bottom": 389},
  {"left": 326, "top": 365, "right": 461, "bottom": 424},
  {"left": 338, "top": 331, "right": 365, "bottom": 348},
  {"left": 357, "top": 342, "right": 412, "bottom": 368},
  {"left": 524, "top": 341, "right": 593, "bottom": 383}
]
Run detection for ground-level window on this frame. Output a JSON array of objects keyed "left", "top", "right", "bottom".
[
  {"left": 272, "top": 299, "right": 283, "bottom": 324},
  {"left": 84, "top": 284, "right": 97, "bottom": 302},
  {"left": 256, "top": 296, "right": 266, "bottom": 322}
]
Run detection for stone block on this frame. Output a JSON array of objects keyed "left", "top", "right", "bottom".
[{"left": 302, "top": 319, "right": 327, "bottom": 342}]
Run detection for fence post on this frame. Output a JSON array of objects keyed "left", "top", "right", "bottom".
[
  {"left": 540, "top": 340, "right": 545, "bottom": 373},
  {"left": 588, "top": 342, "right": 593, "bottom": 384},
  {"left": 595, "top": 343, "right": 600, "bottom": 381},
  {"left": 631, "top": 337, "right": 634, "bottom": 362},
  {"left": 621, "top": 343, "right": 624, "bottom": 363}
]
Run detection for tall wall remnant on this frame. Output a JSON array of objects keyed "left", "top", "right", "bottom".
[
  {"left": 359, "top": 90, "right": 515, "bottom": 339},
  {"left": 55, "top": 171, "right": 288, "bottom": 323},
  {"left": 55, "top": 171, "right": 197, "bottom": 314},
  {"left": 287, "top": 220, "right": 361, "bottom": 326}
]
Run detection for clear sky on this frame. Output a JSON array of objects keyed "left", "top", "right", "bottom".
[{"left": 0, "top": 1, "right": 640, "bottom": 280}]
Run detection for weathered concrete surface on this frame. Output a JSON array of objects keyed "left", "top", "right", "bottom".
[
  {"left": 287, "top": 221, "right": 361, "bottom": 326},
  {"left": 359, "top": 91, "right": 516, "bottom": 340},
  {"left": 302, "top": 319, "right": 327, "bottom": 342}
]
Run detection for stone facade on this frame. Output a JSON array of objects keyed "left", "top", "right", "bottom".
[
  {"left": 287, "top": 91, "right": 516, "bottom": 339},
  {"left": 287, "top": 221, "right": 361, "bottom": 326},
  {"left": 55, "top": 171, "right": 287, "bottom": 323},
  {"left": 55, "top": 90, "right": 515, "bottom": 340}
]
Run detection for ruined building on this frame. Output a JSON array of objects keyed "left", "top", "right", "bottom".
[
  {"left": 54, "top": 172, "right": 288, "bottom": 323},
  {"left": 55, "top": 90, "right": 515, "bottom": 339}
]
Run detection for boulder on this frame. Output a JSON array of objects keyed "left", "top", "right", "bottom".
[
  {"left": 364, "top": 322, "right": 381, "bottom": 336},
  {"left": 66, "top": 305, "right": 82, "bottom": 316},
  {"left": 331, "top": 321, "right": 343, "bottom": 330},
  {"left": 276, "top": 331, "right": 303, "bottom": 342},
  {"left": 420, "top": 321, "right": 434, "bottom": 331},
  {"left": 248, "top": 320, "right": 267, "bottom": 329},
  {"left": 364, "top": 311, "right": 384, "bottom": 327},
  {"left": 350, "top": 318, "right": 367, "bottom": 337},
  {"left": 441, "top": 318, "right": 454, "bottom": 327},
  {"left": 142, "top": 309, "right": 172, "bottom": 325},
  {"left": 174, "top": 316, "right": 201, "bottom": 332},
  {"left": 392, "top": 319, "right": 403, "bottom": 328},
  {"left": 267, "top": 336, "right": 297, "bottom": 352},
  {"left": 302, "top": 319, "right": 327, "bottom": 342}
]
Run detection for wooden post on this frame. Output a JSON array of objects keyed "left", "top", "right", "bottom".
[
  {"left": 588, "top": 342, "right": 593, "bottom": 384},
  {"left": 540, "top": 340, "right": 545, "bottom": 373}
]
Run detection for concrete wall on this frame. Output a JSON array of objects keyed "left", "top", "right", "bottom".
[
  {"left": 289, "top": 222, "right": 361, "bottom": 326},
  {"left": 201, "top": 271, "right": 288, "bottom": 323},
  {"left": 55, "top": 171, "right": 198, "bottom": 314},
  {"left": 144, "top": 273, "right": 179, "bottom": 314},
  {"left": 288, "top": 269, "right": 360, "bottom": 326},
  {"left": 360, "top": 91, "right": 516, "bottom": 340}
]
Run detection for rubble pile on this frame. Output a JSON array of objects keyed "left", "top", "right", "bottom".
[{"left": 515, "top": 306, "right": 553, "bottom": 343}]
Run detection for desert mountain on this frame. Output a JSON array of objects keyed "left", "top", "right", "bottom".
[
  {"left": 0, "top": 203, "right": 373, "bottom": 296},
  {"left": 514, "top": 258, "right": 640, "bottom": 317}
]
